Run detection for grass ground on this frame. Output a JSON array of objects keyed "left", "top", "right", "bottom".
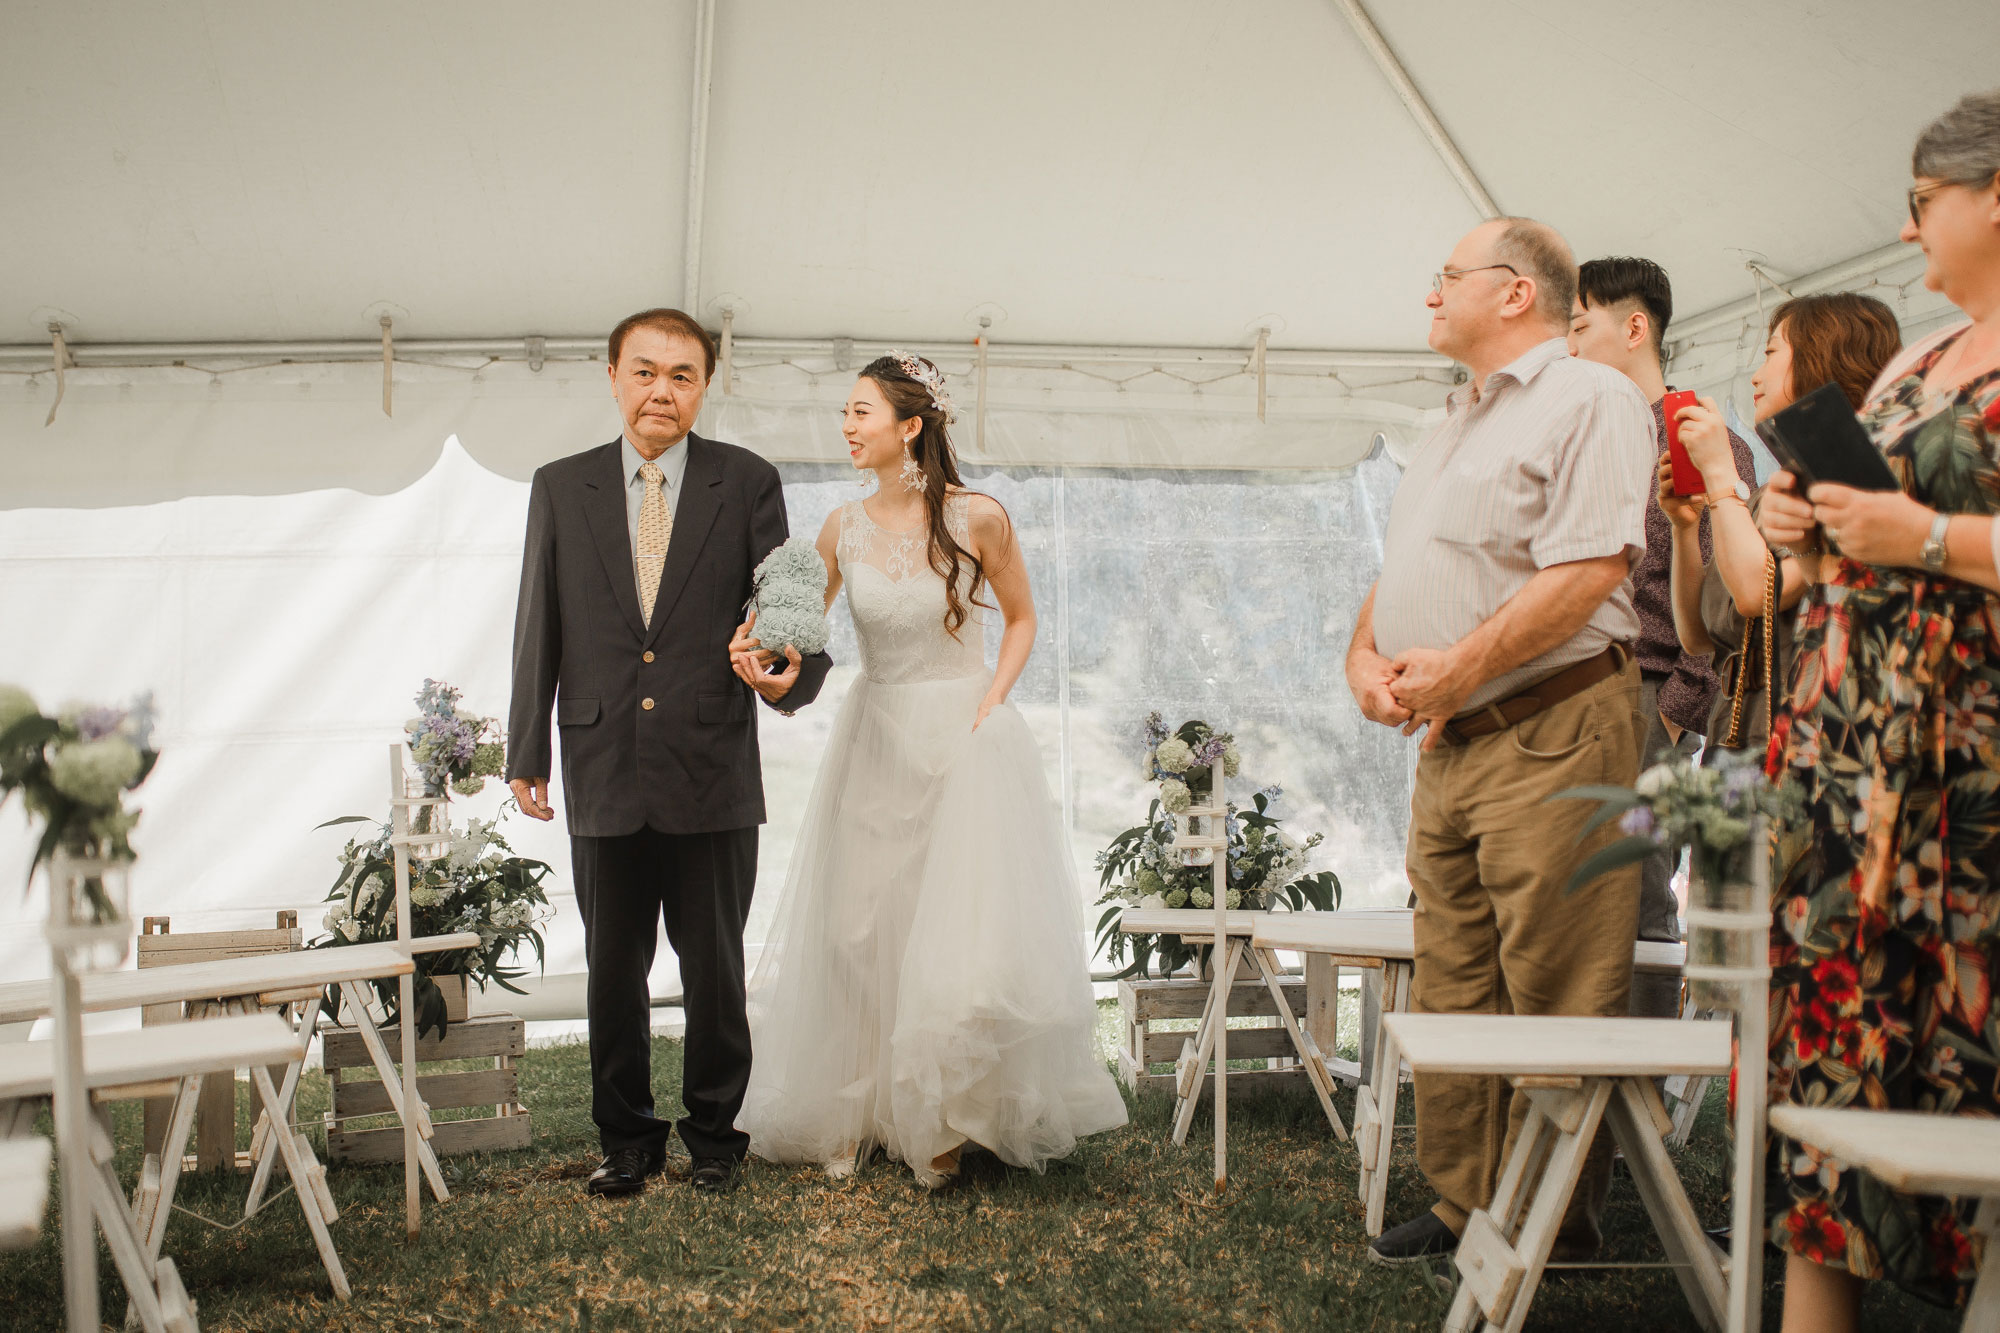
[{"left": 0, "top": 1005, "right": 1963, "bottom": 1332}]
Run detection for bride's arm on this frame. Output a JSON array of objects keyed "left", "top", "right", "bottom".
[
  {"left": 816, "top": 506, "right": 845, "bottom": 611},
  {"left": 971, "top": 496, "right": 1032, "bottom": 731}
]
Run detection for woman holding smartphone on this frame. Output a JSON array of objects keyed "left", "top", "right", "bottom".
[
  {"left": 1660, "top": 294, "right": 1900, "bottom": 753},
  {"left": 1755, "top": 90, "right": 2000, "bottom": 1331}
]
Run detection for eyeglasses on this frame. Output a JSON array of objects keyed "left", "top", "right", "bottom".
[
  {"left": 1908, "top": 181, "right": 1953, "bottom": 227},
  {"left": 1432, "top": 263, "right": 1520, "bottom": 295}
]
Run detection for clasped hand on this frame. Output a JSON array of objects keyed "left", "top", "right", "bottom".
[
  {"left": 1349, "top": 646, "right": 1470, "bottom": 751},
  {"left": 728, "top": 611, "right": 800, "bottom": 703}
]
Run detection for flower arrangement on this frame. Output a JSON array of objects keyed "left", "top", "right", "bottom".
[
  {"left": 406, "top": 679, "right": 505, "bottom": 803},
  {"left": 1556, "top": 751, "right": 1799, "bottom": 894},
  {"left": 313, "top": 809, "right": 553, "bottom": 1038},
  {"left": 1093, "top": 713, "right": 1340, "bottom": 978},
  {"left": 747, "top": 537, "right": 830, "bottom": 660},
  {"left": 0, "top": 685, "right": 158, "bottom": 917},
  {"left": 1139, "top": 712, "right": 1240, "bottom": 816}
]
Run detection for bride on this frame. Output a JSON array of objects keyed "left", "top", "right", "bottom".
[{"left": 731, "top": 351, "right": 1127, "bottom": 1187}]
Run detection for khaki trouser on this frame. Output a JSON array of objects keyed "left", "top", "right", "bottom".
[{"left": 1407, "top": 661, "right": 1642, "bottom": 1252}]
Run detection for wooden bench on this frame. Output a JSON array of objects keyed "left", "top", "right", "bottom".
[
  {"left": 0, "top": 934, "right": 480, "bottom": 1263},
  {"left": 1384, "top": 1013, "right": 1731, "bottom": 1333},
  {"left": 2, "top": 1013, "right": 312, "bottom": 1325},
  {"left": 0, "top": 1136, "right": 52, "bottom": 1250},
  {"left": 1251, "top": 909, "right": 1687, "bottom": 1237},
  {"left": 1769, "top": 1106, "right": 2000, "bottom": 1329}
]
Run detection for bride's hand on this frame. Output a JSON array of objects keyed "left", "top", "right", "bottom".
[
  {"left": 729, "top": 611, "right": 776, "bottom": 667},
  {"left": 973, "top": 694, "right": 1003, "bottom": 731}
]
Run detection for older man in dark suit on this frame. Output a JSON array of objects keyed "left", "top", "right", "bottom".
[{"left": 507, "top": 308, "right": 831, "bottom": 1197}]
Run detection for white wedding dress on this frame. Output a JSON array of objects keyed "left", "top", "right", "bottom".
[{"left": 738, "top": 492, "right": 1127, "bottom": 1178}]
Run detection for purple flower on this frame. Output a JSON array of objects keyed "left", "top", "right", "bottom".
[
  {"left": 1193, "top": 736, "right": 1228, "bottom": 767},
  {"left": 1619, "top": 806, "right": 1657, "bottom": 838},
  {"left": 73, "top": 706, "right": 127, "bottom": 742}
]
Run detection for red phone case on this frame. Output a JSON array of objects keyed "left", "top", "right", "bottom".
[{"left": 1661, "top": 390, "right": 1704, "bottom": 496}]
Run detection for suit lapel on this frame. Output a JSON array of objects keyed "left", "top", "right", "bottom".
[
  {"left": 581, "top": 440, "right": 647, "bottom": 642},
  {"left": 643, "top": 434, "right": 723, "bottom": 649}
]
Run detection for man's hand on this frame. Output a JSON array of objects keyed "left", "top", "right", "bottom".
[
  {"left": 732, "top": 644, "right": 801, "bottom": 703},
  {"left": 729, "top": 611, "right": 777, "bottom": 668},
  {"left": 1656, "top": 456, "right": 1703, "bottom": 531},
  {"left": 1808, "top": 482, "right": 1933, "bottom": 569},
  {"left": 1388, "top": 646, "right": 1476, "bottom": 720},
  {"left": 1757, "top": 471, "right": 1819, "bottom": 550},
  {"left": 509, "top": 777, "right": 554, "bottom": 821},
  {"left": 1347, "top": 649, "right": 1412, "bottom": 728}
]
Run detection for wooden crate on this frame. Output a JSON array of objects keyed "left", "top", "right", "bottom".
[
  {"left": 324, "top": 1012, "right": 532, "bottom": 1164},
  {"left": 137, "top": 912, "right": 301, "bottom": 1172},
  {"left": 1116, "top": 973, "right": 1314, "bottom": 1098}
]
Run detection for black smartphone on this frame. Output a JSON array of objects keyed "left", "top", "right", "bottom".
[{"left": 1755, "top": 382, "right": 1899, "bottom": 492}]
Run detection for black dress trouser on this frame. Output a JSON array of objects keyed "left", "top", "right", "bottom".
[{"left": 571, "top": 825, "right": 758, "bottom": 1161}]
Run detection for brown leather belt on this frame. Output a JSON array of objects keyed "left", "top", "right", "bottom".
[{"left": 1437, "top": 645, "right": 1628, "bottom": 746}]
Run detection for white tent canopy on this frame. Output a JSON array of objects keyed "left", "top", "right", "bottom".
[{"left": 2, "top": 3, "right": 1994, "bottom": 1007}]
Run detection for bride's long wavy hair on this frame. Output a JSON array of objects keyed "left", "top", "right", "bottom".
[{"left": 860, "top": 354, "right": 995, "bottom": 639}]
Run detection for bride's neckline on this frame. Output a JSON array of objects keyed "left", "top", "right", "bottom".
[{"left": 859, "top": 490, "right": 965, "bottom": 537}]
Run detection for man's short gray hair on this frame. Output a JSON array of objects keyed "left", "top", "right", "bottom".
[
  {"left": 1490, "top": 217, "right": 1577, "bottom": 331},
  {"left": 1913, "top": 88, "right": 2000, "bottom": 187}
]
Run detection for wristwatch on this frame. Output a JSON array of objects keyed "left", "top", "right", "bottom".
[
  {"left": 1920, "top": 513, "right": 1951, "bottom": 571},
  {"left": 1703, "top": 479, "right": 1751, "bottom": 508}
]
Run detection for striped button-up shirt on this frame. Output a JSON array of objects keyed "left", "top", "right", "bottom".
[{"left": 1373, "top": 337, "right": 1655, "bottom": 711}]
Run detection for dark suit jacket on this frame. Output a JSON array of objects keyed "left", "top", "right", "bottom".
[{"left": 506, "top": 434, "right": 832, "bottom": 837}]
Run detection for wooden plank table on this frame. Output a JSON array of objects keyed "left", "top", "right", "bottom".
[
  {"left": 1769, "top": 1106, "right": 2000, "bottom": 1329},
  {"left": 1386, "top": 1013, "right": 1730, "bottom": 1333},
  {"left": 2, "top": 1013, "right": 323, "bottom": 1323},
  {"left": 1118, "top": 909, "right": 1354, "bottom": 1156},
  {"left": 1252, "top": 909, "right": 1687, "bottom": 1237}
]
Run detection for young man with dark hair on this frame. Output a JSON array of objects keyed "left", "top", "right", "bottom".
[{"left": 1568, "top": 257, "right": 1756, "bottom": 1017}]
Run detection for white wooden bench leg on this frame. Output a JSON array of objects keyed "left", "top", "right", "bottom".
[
  {"left": 139, "top": 1074, "right": 202, "bottom": 1260},
  {"left": 1604, "top": 1077, "right": 1724, "bottom": 1331},
  {"left": 1448, "top": 1079, "right": 1612, "bottom": 1333},
  {"left": 248, "top": 1063, "right": 350, "bottom": 1300},
  {"left": 1252, "top": 946, "right": 1349, "bottom": 1142},
  {"left": 245, "top": 997, "right": 322, "bottom": 1217},
  {"left": 1358, "top": 961, "right": 1411, "bottom": 1237},
  {"left": 1169, "top": 959, "right": 1228, "bottom": 1147},
  {"left": 84, "top": 1118, "right": 168, "bottom": 1333},
  {"left": 340, "top": 983, "right": 450, "bottom": 1203}
]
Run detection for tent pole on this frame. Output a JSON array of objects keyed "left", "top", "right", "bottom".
[
  {"left": 683, "top": 0, "right": 717, "bottom": 315},
  {"left": 1329, "top": 0, "right": 1499, "bottom": 219}
]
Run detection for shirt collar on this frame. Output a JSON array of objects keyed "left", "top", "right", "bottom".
[
  {"left": 621, "top": 433, "right": 690, "bottom": 488},
  {"left": 1447, "top": 337, "right": 1571, "bottom": 414}
]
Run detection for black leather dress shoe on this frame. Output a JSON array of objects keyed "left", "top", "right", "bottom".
[
  {"left": 586, "top": 1147, "right": 663, "bottom": 1197},
  {"left": 1367, "top": 1211, "right": 1460, "bottom": 1266},
  {"left": 689, "top": 1156, "right": 741, "bottom": 1193}
]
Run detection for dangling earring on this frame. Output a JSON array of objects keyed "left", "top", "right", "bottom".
[{"left": 899, "top": 442, "right": 924, "bottom": 492}]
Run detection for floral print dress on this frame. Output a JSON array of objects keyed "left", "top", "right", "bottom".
[{"left": 1765, "top": 325, "right": 2000, "bottom": 1305}]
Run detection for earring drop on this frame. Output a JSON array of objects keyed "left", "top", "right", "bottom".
[{"left": 899, "top": 446, "right": 925, "bottom": 492}]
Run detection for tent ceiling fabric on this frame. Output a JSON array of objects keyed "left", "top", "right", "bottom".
[{"left": 10, "top": 1, "right": 1993, "bottom": 357}]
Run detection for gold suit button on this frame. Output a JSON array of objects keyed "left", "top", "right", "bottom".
[
  {"left": 643, "top": 651, "right": 655, "bottom": 663},
  {"left": 641, "top": 698, "right": 655, "bottom": 711}
]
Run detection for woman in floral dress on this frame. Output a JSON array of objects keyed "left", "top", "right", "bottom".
[{"left": 1757, "top": 90, "right": 2000, "bottom": 1331}]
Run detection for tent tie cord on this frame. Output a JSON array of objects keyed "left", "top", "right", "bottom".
[{"left": 43, "top": 321, "right": 69, "bottom": 427}]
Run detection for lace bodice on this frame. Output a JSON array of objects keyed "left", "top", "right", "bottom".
[{"left": 836, "top": 494, "right": 988, "bottom": 684}]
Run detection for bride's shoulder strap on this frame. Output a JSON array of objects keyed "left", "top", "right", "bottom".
[
  {"left": 943, "top": 489, "right": 975, "bottom": 547},
  {"left": 835, "top": 498, "right": 868, "bottom": 566}
]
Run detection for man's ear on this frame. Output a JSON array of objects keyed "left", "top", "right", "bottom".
[
  {"left": 1627, "top": 309, "right": 1652, "bottom": 354},
  {"left": 1501, "top": 275, "right": 1540, "bottom": 323}
]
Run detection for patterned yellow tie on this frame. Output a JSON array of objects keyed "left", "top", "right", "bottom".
[{"left": 635, "top": 460, "right": 672, "bottom": 628}]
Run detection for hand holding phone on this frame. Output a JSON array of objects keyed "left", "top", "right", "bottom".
[{"left": 1661, "top": 389, "right": 1703, "bottom": 496}]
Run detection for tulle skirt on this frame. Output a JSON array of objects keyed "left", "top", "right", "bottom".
[{"left": 737, "top": 670, "right": 1128, "bottom": 1174}]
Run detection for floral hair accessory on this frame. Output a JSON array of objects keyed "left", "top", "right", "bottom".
[{"left": 885, "top": 348, "right": 956, "bottom": 423}]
